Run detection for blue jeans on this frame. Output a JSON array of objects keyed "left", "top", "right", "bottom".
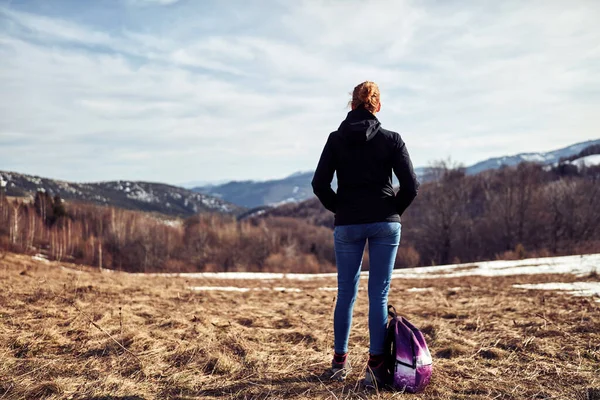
[{"left": 333, "top": 221, "right": 401, "bottom": 355}]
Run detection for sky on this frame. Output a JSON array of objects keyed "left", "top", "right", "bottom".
[{"left": 0, "top": 0, "right": 599, "bottom": 186}]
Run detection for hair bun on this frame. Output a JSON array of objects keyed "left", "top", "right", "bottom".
[{"left": 350, "top": 81, "right": 380, "bottom": 113}]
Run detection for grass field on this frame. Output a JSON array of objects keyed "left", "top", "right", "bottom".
[{"left": 0, "top": 252, "right": 599, "bottom": 399}]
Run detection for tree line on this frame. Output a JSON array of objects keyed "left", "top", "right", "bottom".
[
  {"left": 403, "top": 161, "right": 600, "bottom": 265},
  {"left": 0, "top": 191, "right": 335, "bottom": 273},
  {"left": 1, "top": 160, "right": 599, "bottom": 273},
  {"left": 265, "top": 160, "right": 600, "bottom": 268}
]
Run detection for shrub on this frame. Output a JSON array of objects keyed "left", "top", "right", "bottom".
[{"left": 396, "top": 245, "right": 421, "bottom": 268}]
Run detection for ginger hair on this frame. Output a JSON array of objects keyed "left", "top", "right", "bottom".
[{"left": 350, "top": 81, "right": 380, "bottom": 114}]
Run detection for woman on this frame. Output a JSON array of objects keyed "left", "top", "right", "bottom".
[{"left": 312, "top": 81, "right": 419, "bottom": 387}]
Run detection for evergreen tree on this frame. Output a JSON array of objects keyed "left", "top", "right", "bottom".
[{"left": 53, "top": 195, "right": 67, "bottom": 221}]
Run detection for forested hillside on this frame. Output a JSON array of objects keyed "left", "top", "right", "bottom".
[
  {"left": 0, "top": 192, "right": 334, "bottom": 273},
  {"left": 260, "top": 160, "right": 600, "bottom": 268},
  {"left": 1, "top": 157, "right": 599, "bottom": 273}
]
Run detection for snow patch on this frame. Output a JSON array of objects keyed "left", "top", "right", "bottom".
[
  {"left": 32, "top": 254, "right": 49, "bottom": 263},
  {"left": 513, "top": 282, "right": 600, "bottom": 301},
  {"left": 273, "top": 287, "right": 302, "bottom": 293},
  {"left": 188, "top": 286, "right": 302, "bottom": 293},
  {"left": 189, "top": 286, "right": 250, "bottom": 292},
  {"left": 521, "top": 154, "right": 546, "bottom": 163},
  {"left": 573, "top": 154, "right": 600, "bottom": 167},
  {"left": 167, "top": 271, "right": 337, "bottom": 280},
  {"left": 406, "top": 287, "right": 433, "bottom": 292},
  {"left": 389, "top": 254, "right": 599, "bottom": 280},
  {"left": 137, "top": 254, "right": 600, "bottom": 281}
]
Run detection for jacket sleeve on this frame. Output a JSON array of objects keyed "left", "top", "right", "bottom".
[
  {"left": 311, "top": 133, "right": 337, "bottom": 213},
  {"left": 392, "top": 136, "right": 419, "bottom": 216}
]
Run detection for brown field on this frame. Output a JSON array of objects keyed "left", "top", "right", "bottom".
[{"left": 0, "top": 251, "right": 599, "bottom": 400}]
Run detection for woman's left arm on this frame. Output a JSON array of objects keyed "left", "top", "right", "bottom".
[{"left": 311, "top": 133, "right": 337, "bottom": 213}]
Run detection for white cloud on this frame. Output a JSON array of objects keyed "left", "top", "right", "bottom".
[
  {"left": 0, "top": 7, "right": 112, "bottom": 46},
  {"left": 127, "top": 0, "right": 180, "bottom": 6},
  {"left": 0, "top": 1, "right": 599, "bottom": 184}
]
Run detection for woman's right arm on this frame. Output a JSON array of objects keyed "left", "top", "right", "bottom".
[{"left": 392, "top": 136, "right": 419, "bottom": 216}]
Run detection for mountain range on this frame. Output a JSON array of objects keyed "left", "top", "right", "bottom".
[
  {"left": 464, "top": 139, "right": 600, "bottom": 175},
  {"left": 0, "top": 171, "right": 241, "bottom": 217},
  {"left": 194, "top": 139, "right": 600, "bottom": 208},
  {"left": 2, "top": 139, "right": 598, "bottom": 214}
]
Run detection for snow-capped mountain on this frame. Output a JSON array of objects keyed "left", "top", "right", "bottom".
[
  {"left": 465, "top": 139, "right": 600, "bottom": 175},
  {"left": 194, "top": 139, "right": 600, "bottom": 208},
  {"left": 0, "top": 171, "right": 241, "bottom": 217},
  {"left": 4, "top": 139, "right": 596, "bottom": 213}
]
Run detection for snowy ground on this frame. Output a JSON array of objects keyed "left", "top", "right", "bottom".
[
  {"left": 389, "top": 253, "right": 598, "bottom": 279},
  {"left": 176, "top": 253, "right": 600, "bottom": 302},
  {"left": 156, "top": 253, "right": 599, "bottom": 281},
  {"left": 513, "top": 282, "right": 600, "bottom": 302}
]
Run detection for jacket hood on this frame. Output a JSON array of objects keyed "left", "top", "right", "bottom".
[{"left": 338, "top": 106, "right": 381, "bottom": 143}]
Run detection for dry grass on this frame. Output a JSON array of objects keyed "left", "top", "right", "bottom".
[{"left": 0, "top": 252, "right": 599, "bottom": 399}]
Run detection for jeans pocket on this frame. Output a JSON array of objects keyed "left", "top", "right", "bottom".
[
  {"left": 334, "top": 226, "right": 347, "bottom": 242},
  {"left": 333, "top": 226, "right": 340, "bottom": 241},
  {"left": 334, "top": 225, "right": 363, "bottom": 243},
  {"left": 374, "top": 222, "right": 401, "bottom": 238}
]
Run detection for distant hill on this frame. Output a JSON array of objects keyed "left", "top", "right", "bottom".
[
  {"left": 557, "top": 142, "right": 600, "bottom": 168},
  {"left": 3, "top": 139, "right": 596, "bottom": 214},
  {"left": 0, "top": 171, "right": 241, "bottom": 217},
  {"left": 195, "top": 139, "right": 600, "bottom": 208},
  {"left": 465, "top": 139, "right": 600, "bottom": 175},
  {"left": 193, "top": 171, "right": 321, "bottom": 209},
  {"left": 248, "top": 197, "right": 333, "bottom": 228}
]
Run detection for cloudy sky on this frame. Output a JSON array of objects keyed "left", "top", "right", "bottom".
[{"left": 1, "top": 0, "right": 599, "bottom": 185}]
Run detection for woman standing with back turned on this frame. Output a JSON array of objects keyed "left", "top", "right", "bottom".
[{"left": 312, "top": 81, "right": 419, "bottom": 388}]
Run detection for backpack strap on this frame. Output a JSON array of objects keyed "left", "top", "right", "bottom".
[
  {"left": 388, "top": 304, "right": 397, "bottom": 319},
  {"left": 384, "top": 313, "right": 397, "bottom": 382}
]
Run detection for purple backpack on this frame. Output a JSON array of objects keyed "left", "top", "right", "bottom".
[{"left": 384, "top": 305, "right": 433, "bottom": 393}]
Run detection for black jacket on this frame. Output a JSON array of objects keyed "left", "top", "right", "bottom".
[{"left": 311, "top": 106, "right": 419, "bottom": 226}]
